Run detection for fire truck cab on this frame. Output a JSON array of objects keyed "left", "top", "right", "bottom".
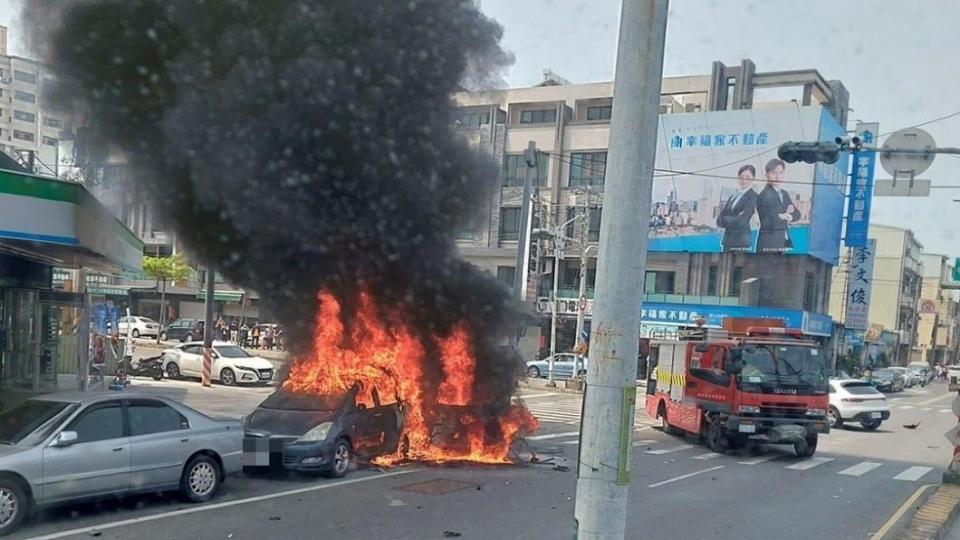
[{"left": 644, "top": 326, "right": 830, "bottom": 457}]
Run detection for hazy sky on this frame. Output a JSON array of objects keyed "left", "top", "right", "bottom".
[{"left": 2, "top": 0, "right": 958, "bottom": 255}]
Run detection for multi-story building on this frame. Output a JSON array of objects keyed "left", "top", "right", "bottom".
[
  {"left": 829, "top": 224, "right": 924, "bottom": 364},
  {"left": 915, "top": 254, "right": 960, "bottom": 365},
  {"left": 454, "top": 59, "right": 850, "bottom": 360},
  {"left": 0, "top": 26, "right": 66, "bottom": 176}
]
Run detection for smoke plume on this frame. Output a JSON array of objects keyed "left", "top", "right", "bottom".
[{"left": 26, "top": 0, "right": 520, "bottom": 399}]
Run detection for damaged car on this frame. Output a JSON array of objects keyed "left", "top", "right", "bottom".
[{"left": 242, "top": 384, "right": 404, "bottom": 477}]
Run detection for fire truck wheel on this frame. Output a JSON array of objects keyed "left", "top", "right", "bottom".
[
  {"left": 794, "top": 434, "right": 818, "bottom": 458},
  {"left": 705, "top": 417, "right": 729, "bottom": 454},
  {"left": 656, "top": 403, "right": 678, "bottom": 435}
]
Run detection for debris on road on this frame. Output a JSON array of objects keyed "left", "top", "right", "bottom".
[
  {"left": 443, "top": 531, "right": 462, "bottom": 537},
  {"left": 269, "top": 516, "right": 281, "bottom": 521},
  {"left": 553, "top": 465, "right": 570, "bottom": 472},
  {"left": 904, "top": 420, "right": 922, "bottom": 429}
]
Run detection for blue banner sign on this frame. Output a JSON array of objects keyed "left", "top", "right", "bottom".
[
  {"left": 640, "top": 302, "right": 832, "bottom": 337},
  {"left": 845, "top": 124, "right": 878, "bottom": 248}
]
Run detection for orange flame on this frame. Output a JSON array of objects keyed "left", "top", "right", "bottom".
[{"left": 283, "top": 291, "right": 537, "bottom": 465}]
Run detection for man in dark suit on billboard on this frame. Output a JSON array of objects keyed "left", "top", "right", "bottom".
[
  {"left": 756, "top": 158, "right": 800, "bottom": 251},
  {"left": 716, "top": 164, "right": 758, "bottom": 251}
]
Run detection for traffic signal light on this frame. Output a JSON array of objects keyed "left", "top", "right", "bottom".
[{"left": 777, "top": 141, "right": 841, "bottom": 164}]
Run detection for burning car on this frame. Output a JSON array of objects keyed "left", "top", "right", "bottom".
[{"left": 242, "top": 384, "right": 404, "bottom": 477}]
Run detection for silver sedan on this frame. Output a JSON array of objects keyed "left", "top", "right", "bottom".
[{"left": 0, "top": 392, "right": 241, "bottom": 536}]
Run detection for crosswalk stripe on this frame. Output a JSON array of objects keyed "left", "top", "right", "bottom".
[
  {"left": 939, "top": 409, "right": 952, "bottom": 413},
  {"left": 632, "top": 439, "right": 659, "bottom": 447},
  {"left": 560, "top": 440, "right": 580, "bottom": 445},
  {"left": 518, "top": 392, "right": 559, "bottom": 399},
  {"left": 899, "top": 405, "right": 914, "bottom": 410},
  {"left": 646, "top": 444, "right": 695, "bottom": 455},
  {"left": 920, "top": 407, "right": 932, "bottom": 412},
  {"left": 893, "top": 466, "right": 934, "bottom": 481},
  {"left": 693, "top": 452, "right": 724, "bottom": 460},
  {"left": 785, "top": 457, "right": 834, "bottom": 470},
  {"left": 838, "top": 461, "right": 882, "bottom": 476},
  {"left": 738, "top": 454, "right": 782, "bottom": 465},
  {"left": 527, "top": 431, "right": 579, "bottom": 441}
]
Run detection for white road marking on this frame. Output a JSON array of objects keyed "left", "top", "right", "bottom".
[
  {"left": 738, "top": 454, "right": 782, "bottom": 465},
  {"left": 22, "top": 469, "right": 417, "bottom": 540},
  {"left": 939, "top": 409, "right": 952, "bottom": 413},
  {"left": 560, "top": 440, "right": 580, "bottom": 445},
  {"left": 693, "top": 452, "right": 724, "bottom": 460},
  {"left": 918, "top": 392, "right": 955, "bottom": 405},
  {"left": 893, "top": 466, "right": 934, "bottom": 482},
  {"left": 899, "top": 405, "right": 914, "bottom": 410},
  {"left": 920, "top": 407, "right": 932, "bottom": 412},
  {"left": 870, "top": 484, "right": 936, "bottom": 539},
  {"left": 785, "top": 457, "right": 834, "bottom": 470},
  {"left": 838, "top": 461, "right": 883, "bottom": 476},
  {"left": 646, "top": 444, "right": 695, "bottom": 455},
  {"left": 631, "top": 439, "right": 659, "bottom": 447},
  {"left": 527, "top": 431, "right": 579, "bottom": 441},
  {"left": 518, "top": 392, "right": 562, "bottom": 400},
  {"left": 647, "top": 466, "right": 724, "bottom": 488}
]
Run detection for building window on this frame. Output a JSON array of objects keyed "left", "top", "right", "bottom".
[
  {"left": 586, "top": 105, "right": 612, "bottom": 121},
  {"left": 496, "top": 266, "right": 516, "bottom": 288},
  {"left": 13, "top": 110, "right": 35, "bottom": 122},
  {"left": 803, "top": 272, "right": 816, "bottom": 311},
  {"left": 44, "top": 117, "right": 63, "bottom": 129},
  {"left": 644, "top": 271, "right": 675, "bottom": 294},
  {"left": 14, "top": 70, "right": 36, "bottom": 84},
  {"left": 707, "top": 264, "right": 719, "bottom": 295},
  {"left": 12, "top": 130, "right": 34, "bottom": 142},
  {"left": 519, "top": 108, "right": 556, "bottom": 124},
  {"left": 564, "top": 207, "right": 601, "bottom": 242},
  {"left": 454, "top": 227, "right": 478, "bottom": 240},
  {"left": 730, "top": 266, "right": 744, "bottom": 295},
  {"left": 42, "top": 136, "right": 57, "bottom": 146},
  {"left": 456, "top": 110, "right": 490, "bottom": 127},
  {"left": 14, "top": 90, "right": 36, "bottom": 104},
  {"left": 569, "top": 152, "right": 607, "bottom": 187},
  {"left": 503, "top": 153, "right": 547, "bottom": 187},
  {"left": 499, "top": 207, "right": 521, "bottom": 241}
]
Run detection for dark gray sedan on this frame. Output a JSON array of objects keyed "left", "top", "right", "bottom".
[{"left": 0, "top": 392, "right": 241, "bottom": 536}]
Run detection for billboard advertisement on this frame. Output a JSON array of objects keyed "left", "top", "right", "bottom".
[{"left": 647, "top": 107, "right": 848, "bottom": 264}]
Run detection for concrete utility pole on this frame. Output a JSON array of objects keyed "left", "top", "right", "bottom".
[
  {"left": 574, "top": 191, "right": 594, "bottom": 354},
  {"left": 202, "top": 266, "right": 215, "bottom": 387},
  {"left": 574, "top": 1, "right": 668, "bottom": 538},
  {"left": 511, "top": 141, "right": 538, "bottom": 350}
]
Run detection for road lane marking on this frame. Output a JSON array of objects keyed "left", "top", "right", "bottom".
[
  {"left": 527, "top": 431, "right": 579, "bottom": 441},
  {"left": 518, "top": 392, "right": 563, "bottom": 399},
  {"left": 693, "top": 452, "right": 724, "bottom": 460},
  {"left": 920, "top": 407, "right": 932, "bottom": 412},
  {"left": 899, "top": 405, "right": 914, "bottom": 410},
  {"left": 22, "top": 469, "right": 417, "bottom": 540},
  {"left": 785, "top": 457, "right": 834, "bottom": 470},
  {"left": 870, "top": 484, "right": 936, "bottom": 539},
  {"left": 838, "top": 461, "right": 882, "bottom": 476},
  {"left": 939, "top": 409, "right": 952, "bottom": 413},
  {"left": 647, "top": 466, "right": 724, "bottom": 488},
  {"left": 738, "top": 454, "right": 782, "bottom": 465},
  {"left": 631, "top": 439, "right": 659, "bottom": 447},
  {"left": 893, "top": 466, "right": 935, "bottom": 482},
  {"left": 919, "top": 392, "right": 955, "bottom": 405},
  {"left": 645, "top": 444, "right": 695, "bottom": 455}
]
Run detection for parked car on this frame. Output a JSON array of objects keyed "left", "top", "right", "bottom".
[
  {"left": 828, "top": 379, "right": 890, "bottom": 430},
  {"left": 160, "top": 318, "right": 201, "bottom": 342},
  {"left": 0, "top": 392, "right": 241, "bottom": 536},
  {"left": 117, "top": 316, "right": 161, "bottom": 339},
  {"left": 162, "top": 341, "right": 275, "bottom": 385},
  {"left": 525, "top": 354, "right": 588, "bottom": 380},
  {"left": 907, "top": 362, "right": 933, "bottom": 386},
  {"left": 867, "top": 368, "right": 904, "bottom": 393},
  {"left": 242, "top": 385, "right": 403, "bottom": 477},
  {"left": 887, "top": 367, "right": 914, "bottom": 388}
]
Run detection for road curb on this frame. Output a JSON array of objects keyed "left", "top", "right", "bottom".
[{"left": 892, "top": 484, "right": 960, "bottom": 539}]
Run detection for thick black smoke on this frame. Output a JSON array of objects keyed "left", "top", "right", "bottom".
[{"left": 26, "top": 0, "right": 520, "bottom": 400}]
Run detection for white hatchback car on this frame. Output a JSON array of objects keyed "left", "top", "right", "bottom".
[
  {"left": 117, "top": 316, "right": 161, "bottom": 338},
  {"left": 162, "top": 341, "right": 275, "bottom": 386},
  {"left": 828, "top": 378, "right": 890, "bottom": 430}
]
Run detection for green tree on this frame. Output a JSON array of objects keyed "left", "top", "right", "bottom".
[{"left": 142, "top": 254, "right": 192, "bottom": 342}]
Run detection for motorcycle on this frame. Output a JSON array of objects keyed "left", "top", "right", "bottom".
[{"left": 123, "top": 355, "right": 164, "bottom": 381}]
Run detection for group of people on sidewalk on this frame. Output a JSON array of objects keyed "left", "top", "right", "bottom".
[{"left": 211, "top": 318, "right": 284, "bottom": 351}]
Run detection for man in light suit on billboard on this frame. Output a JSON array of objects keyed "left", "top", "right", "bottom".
[
  {"left": 716, "top": 164, "right": 758, "bottom": 251},
  {"left": 756, "top": 158, "right": 800, "bottom": 251}
]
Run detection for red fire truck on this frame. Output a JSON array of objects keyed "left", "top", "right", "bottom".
[{"left": 644, "top": 325, "right": 830, "bottom": 457}]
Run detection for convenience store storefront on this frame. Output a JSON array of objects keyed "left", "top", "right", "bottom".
[{"left": 0, "top": 169, "right": 141, "bottom": 391}]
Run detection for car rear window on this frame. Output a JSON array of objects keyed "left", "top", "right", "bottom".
[{"left": 842, "top": 382, "right": 881, "bottom": 395}]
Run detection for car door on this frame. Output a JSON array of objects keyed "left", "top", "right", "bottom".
[
  {"left": 127, "top": 399, "right": 193, "bottom": 491},
  {"left": 41, "top": 400, "right": 130, "bottom": 503},
  {"left": 347, "top": 389, "right": 384, "bottom": 457},
  {"left": 554, "top": 354, "right": 575, "bottom": 379},
  {"left": 180, "top": 345, "right": 203, "bottom": 376}
]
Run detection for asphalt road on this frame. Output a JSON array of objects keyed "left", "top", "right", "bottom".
[{"left": 8, "top": 379, "right": 956, "bottom": 539}]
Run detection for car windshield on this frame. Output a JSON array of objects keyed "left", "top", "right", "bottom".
[
  {"left": 738, "top": 344, "right": 827, "bottom": 390},
  {"left": 260, "top": 391, "right": 346, "bottom": 412},
  {"left": 842, "top": 382, "right": 882, "bottom": 395},
  {"left": 215, "top": 345, "right": 252, "bottom": 358},
  {"left": 0, "top": 400, "right": 77, "bottom": 444}
]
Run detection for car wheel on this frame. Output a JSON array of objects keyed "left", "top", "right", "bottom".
[
  {"left": 166, "top": 362, "right": 181, "bottom": 380},
  {"left": 828, "top": 406, "right": 843, "bottom": 428},
  {"left": 325, "top": 439, "right": 352, "bottom": 479},
  {"left": 151, "top": 366, "right": 164, "bottom": 381},
  {"left": 183, "top": 333, "right": 193, "bottom": 342},
  {"left": 794, "top": 434, "right": 818, "bottom": 458},
  {"left": 526, "top": 366, "right": 541, "bottom": 378},
  {"left": 0, "top": 477, "right": 26, "bottom": 537},
  {"left": 132, "top": 329, "right": 140, "bottom": 338},
  {"left": 861, "top": 419, "right": 881, "bottom": 431},
  {"left": 160, "top": 331, "right": 168, "bottom": 341},
  {"left": 220, "top": 368, "right": 236, "bottom": 387},
  {"left": 181, "top": 455, "right": 221, "bottom": 503}
]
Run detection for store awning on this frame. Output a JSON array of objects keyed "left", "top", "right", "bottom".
[
  {"left": 0, "top": 168, "right": 142, "bottom": 273},
  {"left": 196, "top": 289, "right": 245, "bottom": 302}
]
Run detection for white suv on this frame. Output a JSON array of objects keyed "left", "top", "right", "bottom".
[{"left": 828, "top": 379, "right": 890, "bottom": 431}]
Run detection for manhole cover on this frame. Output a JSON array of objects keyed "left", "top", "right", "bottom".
[{"left": 396, "top": 478, "right": 479, "bottom": 495}]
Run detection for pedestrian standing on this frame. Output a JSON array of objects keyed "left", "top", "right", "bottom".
[
  {"left": 239, "top": 322, "right": 249, "bottom": 348},
  {"left": 229, "top": 319, "right": 239, "bottom": 343},
  {"left": 251, "top": 324, "right": 260, "bottom": 349},
  {"left": 265, "top": 326, "right": 275, "bottom": 350}
]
